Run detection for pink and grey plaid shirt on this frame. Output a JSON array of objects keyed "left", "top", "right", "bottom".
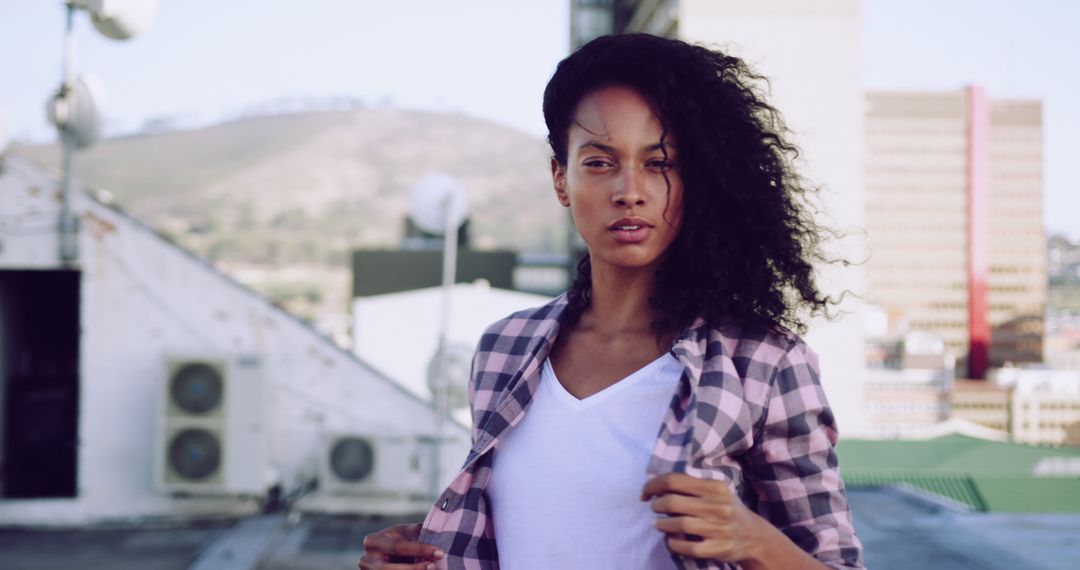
[{"left": 418, "top": 294, "right": 864, "bottom": 569}]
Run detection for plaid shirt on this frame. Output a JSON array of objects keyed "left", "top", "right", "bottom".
[{"left": 419, "top": 294, "right": 864, "bottom": 569}]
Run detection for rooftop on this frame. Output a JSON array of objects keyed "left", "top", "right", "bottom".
[
  {"left": 4, "top": 488, "right": 1080, "bottom": 570},
  {"left": 850, "top": 486, "right": 1080, "bottom": 570}
]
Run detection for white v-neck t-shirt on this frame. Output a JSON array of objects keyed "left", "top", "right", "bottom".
[{"left": 488, "top": 352, "right": 683, "bottom": 570}]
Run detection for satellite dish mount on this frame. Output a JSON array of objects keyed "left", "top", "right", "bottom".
[
  {"left": 409, "top": 173, "right": 469, "bottom": 498},
  {"left": 48, "top": 0, "right": 157, "bottom": 266}
]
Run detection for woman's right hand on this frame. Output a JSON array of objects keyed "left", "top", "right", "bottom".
[{"left": 359, "top": 523, "right": 445, "bottom": 570}]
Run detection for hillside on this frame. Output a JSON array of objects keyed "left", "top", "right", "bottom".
[
  {"left": 17, "top": 109, "right": 564, "bottom": 266},
  {"left": 15, "top": 109, "right": 565, "bottom": 339}
]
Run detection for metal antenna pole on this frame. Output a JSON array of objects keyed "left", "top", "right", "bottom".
[
  {"left": 431, "top": 194, "right": 458, "bottom": 498},
  {"left": 58, "top": 1, "right": 80, "bottom": 266}
]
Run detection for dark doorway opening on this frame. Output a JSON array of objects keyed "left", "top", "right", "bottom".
[{"left": 0, "top": 269, "right": 81, "bottom": 499}]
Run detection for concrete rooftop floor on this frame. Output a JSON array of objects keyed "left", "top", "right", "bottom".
[{"left": 3, "top": 487, "right": 1079, "bottom": 569}]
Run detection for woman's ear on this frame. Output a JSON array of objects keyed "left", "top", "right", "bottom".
[{"left": 551, "top": 158, "right": 570, "bottom": 207}]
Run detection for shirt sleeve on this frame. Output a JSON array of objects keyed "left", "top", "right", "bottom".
[{"left": 742, "top": 340, "right": 865, "bottom": 569}]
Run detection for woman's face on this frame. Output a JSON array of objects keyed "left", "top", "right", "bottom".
[{"left": 552, "top": 85, "right": 684, "bottom": 274}]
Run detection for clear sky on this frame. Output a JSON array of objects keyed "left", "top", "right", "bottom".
[
  {"left": 1, "top": 0, "right": 1076, "bottom": 235},
  {"left": 863, "top": 0, "right": 1079, "bottom": 239}
]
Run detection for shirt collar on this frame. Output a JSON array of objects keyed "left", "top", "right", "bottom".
[{"left": 670, "top": 317, "right": 707, "bottom": 386}]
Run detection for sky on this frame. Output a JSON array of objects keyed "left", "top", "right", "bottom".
[{"left": 0, "top": 0, "right": 1076, "bottom": 236}]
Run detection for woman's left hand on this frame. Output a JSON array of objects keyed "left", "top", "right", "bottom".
[{"left": 641, "top": 472, "right": 765, "bottom": 564}]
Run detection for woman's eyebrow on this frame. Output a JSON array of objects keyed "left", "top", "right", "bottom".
[
  {"left": 578, "top": 141, "right": 676, "bottom": 153},
  {"left": 578, "top": 141, "right": 618, "bottom": 153},
  {"left": 644, "top": 142, "right": 676, "bottom": 153}
]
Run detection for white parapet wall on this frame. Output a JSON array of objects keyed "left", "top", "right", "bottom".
[{"left": 353, "top": 282, "right": 555, "bottom": 405}]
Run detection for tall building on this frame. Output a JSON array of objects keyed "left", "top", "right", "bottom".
[
  {"left": 569, "top": 0, "right": 868, "bottom": 434},
  {"left": 864, "top": 90, "right": 1046, "bottom": 377}
]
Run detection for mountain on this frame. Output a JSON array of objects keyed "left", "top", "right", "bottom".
[{"left": 16, "top": 108, "right": 566, "bottom": 266}]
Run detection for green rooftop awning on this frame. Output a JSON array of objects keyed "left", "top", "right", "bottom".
[{"left": 837, "top": 435, "right": 1080, "bottom": 513}]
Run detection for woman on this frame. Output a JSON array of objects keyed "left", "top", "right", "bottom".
[{"left": 360, "top": 33, "right": 864, "bottom": 570}]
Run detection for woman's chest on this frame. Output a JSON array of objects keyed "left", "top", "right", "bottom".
[
  {"left": 487, "top": 367, "right": 682, "bottom": 569},
  {"left": 495, "top": 355, "right": 679, "bottom": 475},
  {"left": 489, "top": 352, "right": 757, "bottom": 491},
  {"left": 547, "top": 330, "right": 673, "bottom": 400}
]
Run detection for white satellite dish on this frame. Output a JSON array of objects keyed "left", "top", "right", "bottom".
[
  {"left": 70, "top": 74, "right": 107, "bottom": 148},
  {"left": 87, "top": 0, "right": 158, "bottom": 40},
  {"left": 48, "top": 74, "right": 107, "bottom": 149},
  {"left": 409, "top": 173, "right": 469, "bottom": 235}
]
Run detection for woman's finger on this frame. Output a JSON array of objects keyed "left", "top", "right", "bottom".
[
  {"left": 654, "top": 515, "right": 727, "bottom": 538},
  {"left": 359, "top": 557, "right": 437, "bottom": 570},
  {"left": 383, "top": 563, "right": 437, "bottom": 570},
  {"left": 362, "top": 532, "right": 442, "bottom": 560},
  {"left": 641, "top": 472, "right": 698, "bottom": 500},
  {"left": 641, "top": 472, "right": 731, "bottom": 501},
  {"left": 389, "top": 542, "right": 445, "bottom": 559},
  {"left": 667, "top": 536, "right": 724, "bottom": 560},
  {"left": 650, "top": 492, "right": 731, "bottom": 520},
  {"left": 393, "top": 523, "right": 423, "bottom": 541},
  {"left": 360, "top": 524, "right": 443, "bottom": 570}
]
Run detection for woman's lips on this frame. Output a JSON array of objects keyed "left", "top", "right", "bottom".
[{"left": 609, "top": 225, "right": 652, "bottom": 243}]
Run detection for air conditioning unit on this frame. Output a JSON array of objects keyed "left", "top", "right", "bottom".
[
  {"left": 155, "top": 355, "right": 266, "bottom": 495},
  {"left": 319, "top": 432, "right": 433, "bottom": 498}
]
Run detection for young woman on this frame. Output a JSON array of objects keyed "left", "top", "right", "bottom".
[{"left": 360, "top": 33, "right": 864, "bottom": 570}]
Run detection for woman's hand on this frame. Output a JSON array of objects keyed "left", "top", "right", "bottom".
[
  {"left": 641, "top": 473, "right": 829, "bottom": 570},
  {"left": 359, "top": 523, "right": 444, "bottom": 570},
  {"left": 642, "top": 472, "right": 763, "bottom": 563}
]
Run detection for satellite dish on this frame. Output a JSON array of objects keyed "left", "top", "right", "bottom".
[
  {"left": 49, "top": 73, "right": 107, "bottom": 149},
  {"left": 87, "top": 0, "right": 158, "bottom": 40},
  {"left": 426, "top": 342, "right": 474, "bottom": 410},
  {"left": 409, "top": 173, "right": 469, "bottom": 235}
]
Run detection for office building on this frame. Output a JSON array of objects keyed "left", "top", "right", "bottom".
[{"left": 865, "top": 90, "right": 1045, "bottom": 377}]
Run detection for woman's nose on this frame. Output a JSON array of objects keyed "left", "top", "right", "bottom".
[{"left": 612, "top": 169, "right": 647, "bottom": 207}]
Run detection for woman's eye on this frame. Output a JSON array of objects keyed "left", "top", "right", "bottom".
[
  {"left": 584, "top": 159, "right": 612, "bottom": 168},
  {"left": 647, "top": 160, "right": 672, "bottom": 170}
]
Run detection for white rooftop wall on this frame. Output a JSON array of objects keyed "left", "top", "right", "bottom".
[
  {"left": 0, "top": 155, "right": 466, "bottom": 525},
  {"left": 353, "top": 283, "right": 554, "bottom": 406}
]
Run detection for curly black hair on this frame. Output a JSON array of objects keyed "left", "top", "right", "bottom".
[{"left": 543, "top": 33, "right": 838, "bottom": 336}]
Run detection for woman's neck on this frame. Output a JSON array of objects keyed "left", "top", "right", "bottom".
[{"left": 579, "top": 261, "right": 659, "bottom": 340}]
